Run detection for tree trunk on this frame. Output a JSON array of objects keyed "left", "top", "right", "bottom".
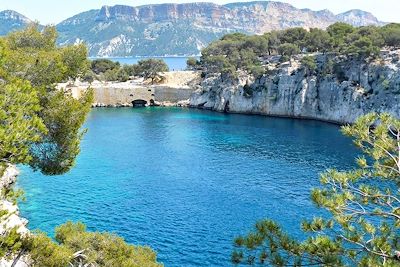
[{"left": 11, "top": 249, "right": 25, "bottom": 267}]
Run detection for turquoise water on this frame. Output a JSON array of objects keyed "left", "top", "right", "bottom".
[
  {"left": 18, "top": 108, "right": 359, "bottom": 266},
  {"left": 94, "top": 57, "right": 197, "bottom": 71}
]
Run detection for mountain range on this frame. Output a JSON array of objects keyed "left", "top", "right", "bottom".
[{"left": 0, "top": 1, "right": 386, "bottom": 57}]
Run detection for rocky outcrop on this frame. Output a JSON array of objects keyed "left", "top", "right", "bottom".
[
  {"left": 0, "top": 166, "right": 30, "bottom": 267},
  {"left": 190, "top": 50, "right": 400, "bottom": 124}
]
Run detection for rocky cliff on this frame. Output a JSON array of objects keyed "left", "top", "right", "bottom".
[
  {"left": 0, "top": 2, "right": 386, "bottom": 57},
  {"left": 0, "top": 166, "right": 29, "bottom": 267},
  {"left": 0, "top": 10, "right": 31, "bottom": 36},
  {"left": 55, "top": 1, "right": 384, "bottom": 57},
  {"left": 190, "top": 50, "right": 400, "bottom": 124}
]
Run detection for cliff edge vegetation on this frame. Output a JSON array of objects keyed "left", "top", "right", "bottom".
[
  {"left": 190, "top": 23, "right": 400, "bottom": 123},
  {"left": 199, "top": 22, "right": 400, "bottom": 78}
]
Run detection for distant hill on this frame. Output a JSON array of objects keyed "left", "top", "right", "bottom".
[
  {"left": 0, "top": 10, "right": 32, "bottom": 35},
  {"left": 0, "top": 1, "right": 386, "bottom": 57}
]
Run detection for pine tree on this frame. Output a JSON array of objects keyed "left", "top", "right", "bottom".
[{"left": 233, "top": 113, "right": 400, "bottom": 266}]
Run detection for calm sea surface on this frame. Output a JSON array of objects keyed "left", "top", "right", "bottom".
[
  {"left": 17, "top": 108, "right": 359, "bottom": 266},
  {"left": 91, "top": 57, "right": 195, "bottom": 71}
]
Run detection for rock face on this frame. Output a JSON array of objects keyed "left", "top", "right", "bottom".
[
  {"left": 0, "top": 2, "right": 386, "bottom": 57},
  {"left": 336, "top": 9, "right": 382, "bottom": 27},
  {"left": 55, "top": 1, "right": 385, "bottom": 57},
  {"left": 0, "top": 10, "right": 31, "bottom": 36},
  {"left": 0, "top": 166, "right": 30, "bottom": 267},
  {"left": 190, "top": 50, "right": 400, "bottom": 124}
]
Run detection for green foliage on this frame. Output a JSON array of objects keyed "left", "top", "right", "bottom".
[
  {"left": 102, "top": 68, "right": 130, "bottom": 82},
  {"left": 60, "top": 44, "right": 89, "bottom": 80},
  {"left": 327, "top": 22, "right": 355, "bottom": 50},
  {"left": 0, "top": 79, "right": 46, "bottom": 167},
  {"left": 116, "top": 68, "right": 130, "bottom": 82},
  {"left": 91, "top": 58, "right": 169, "bottom": 83},
  {"left": 29, "top": 89, "right": 93, "bottom": 175},
  {"left": 265, "top": 31, "right": 280, "bottom": 55},
  {"left": 26, "top": 222, "right": 162, "bottom": 267},
  {"left": 201, "top": 33, "right": 264, "bottom": 78},
  {"left": 0, "top": 24, "right": 93, "bottom": 172},
  {"left": 1, "top": 187, "right": 25, "bottom": 205},
  {"left": 277, "top": 43, "right": 300, "bottom": 57},
  {"left": 0, "top": 227, "right": 24, "bottom": 260},
  {"left": 233, "top": 113, "right": 400, "bottom": 266},
  {"left": 136, "top": 59, "right": 169, "bottom": 84},
  {"left": 0, "top": 26, "right": 162, "bottom": 266},
  {"left": 0, "top": 25, "right": 93, "bottom": 174},
  {"left": 81, "top": 70, "right": 96, "bottom": 83},
  {"left": 90, "top": 59, "right": 120, "bottom": 75},
  {"left": 201, "top": 23, "right": 400, "bottom": 76},
  {"left": 249, "top": 65, "right": 265, "bottom": 79},
  {"left": 381, "top": 23, "right": 400, "bottom": 47},
  {"left": 186, "top": 57, "right": 199, "bottom": 70},
  {"left": 0, "top": 25, "right": 163, "bottom": 266},
  {"left": 343, "top": 26, "right": 383, "bottom": 58},
  {"left": 122, "top": 64, "right": 139, "bottom": 77},
  {"left": 301, "top": 56, "right": 317, "bottom": 74},
  {"left": 7, "top": 24, "right": 57, "bottom": 51},
  {"left": 27, "top": 233, "right": 73, "bottom": 267},
  {"left": 305, "top": 28, "right": 332, "bottom": 53},
  {"left": 278, "top": 27, "right": 308, "bottom": 50},
  {"left": 91, "top": 58, "right": 168, "bottom": 83}
]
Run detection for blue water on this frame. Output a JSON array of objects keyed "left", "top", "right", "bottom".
[
  {"left": 17, "top": 108, "right": 359, "bottom": 266},
  {"left": 92, "top": 57, "right": 197, "bottom": 71}
]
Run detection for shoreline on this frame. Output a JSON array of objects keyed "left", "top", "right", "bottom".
[{"left": 91, "top": 104, "right": 346, "bottom": 126}]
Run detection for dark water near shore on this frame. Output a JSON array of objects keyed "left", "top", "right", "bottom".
[{"left": 18, "top": 108, "right": 359, "bottom": 266}]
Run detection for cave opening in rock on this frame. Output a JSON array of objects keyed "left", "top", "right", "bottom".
[
  {"left": 132, "top": 99, "right": 148, "bottom": 107},
  {"left": 224, "top": 101, "right": 230, "bottom": 113}
]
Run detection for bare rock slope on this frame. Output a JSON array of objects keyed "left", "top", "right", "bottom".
[{"left": 55, "top": 1, "right": 384, "bottom": 57}]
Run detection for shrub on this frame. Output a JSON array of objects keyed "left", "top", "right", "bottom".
[
  {"left": 81, "top": 70, "right": 96, "bottom": 83},
  {"left": 136, "top": 59, "right": 169, "bottom": 84},
  {"left": 91, "top": 59, "right": 120, "bottom": 75},
  {"left": 186, "top": 57, "right": 199, "bottom": 70},
  {"left": 301, "top": 56, "right": 317, "bottom": 74},
  {"left": 26, "top": 222, "right": 162, "bottom": 267}
]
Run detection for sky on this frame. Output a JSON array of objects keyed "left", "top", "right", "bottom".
[{"left": 0, "top": 0, "right": 399, "bottom": 25}]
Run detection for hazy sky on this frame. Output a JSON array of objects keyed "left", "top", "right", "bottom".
[{"left": 0, "top": 0, "right": 399, "bottom": 25}]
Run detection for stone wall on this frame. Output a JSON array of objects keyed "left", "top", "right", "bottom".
[
  {"left": 153, "top": 86, "right": 194, "bottom": 102},
  {"left": 60, "top": 71, "right": 199, "bottom": 107}
]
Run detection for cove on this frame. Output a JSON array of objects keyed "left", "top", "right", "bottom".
[{"left": 17, "top": 108, "right": 359, "bottom": 266}]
